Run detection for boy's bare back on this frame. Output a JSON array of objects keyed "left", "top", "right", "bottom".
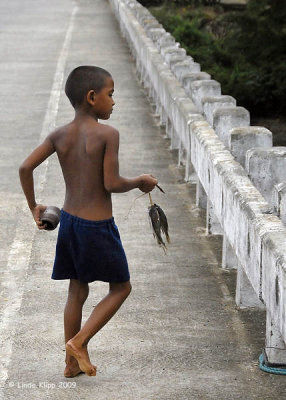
[{"left": 51, "top": 119, "right": 115, "bottom": 221}]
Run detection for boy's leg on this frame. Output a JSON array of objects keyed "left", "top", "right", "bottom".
[
  {"left": 66, "top": 280, "right": 132, "bottom": 376},
  {"left": 64, "top": 279, "right": 89, "bottom": 377}
]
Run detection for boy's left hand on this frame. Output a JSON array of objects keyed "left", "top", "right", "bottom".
[{"left": 31, "top": 204, "right": 47, "bottom": 230}]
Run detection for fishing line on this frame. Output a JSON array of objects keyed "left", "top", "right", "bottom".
[
  {"left": 124, "top": 184, "right": 164, "bottom": 220},
  {"left": 124, "top": 192, "right": 148, "bottom": 220}
]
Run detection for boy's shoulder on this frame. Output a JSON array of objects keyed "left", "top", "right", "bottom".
[
  {"left": 47, "top": 122, "right": 72, "bottom": 142},
  {"left": 48, "top": 121, "right": 119, "bottom": 141},
  {"left": 95, "top": 122, "right": 119, "bottom": 137},
  {"left": 85, "top": 122, "right": 120, "bottom": 146}
]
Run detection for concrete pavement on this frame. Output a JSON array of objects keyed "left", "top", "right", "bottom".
[{"left": 0, "top": 0, "right": 286, "bottom": 398}]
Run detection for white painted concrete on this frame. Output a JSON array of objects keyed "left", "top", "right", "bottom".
[
  {"left": 112, "top": 0, "right": 286, "bottom": 365},
  {"left": 274, "top": 182, "right": 286, "bottom": 224},
  {"left": 229, "top": 126, "right": 273, "bottom": 167}
]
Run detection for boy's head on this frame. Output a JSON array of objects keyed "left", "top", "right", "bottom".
[{"left": 65, "top": 65, "right": 112, "bottom": 109}]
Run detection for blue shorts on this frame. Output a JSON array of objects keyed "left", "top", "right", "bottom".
[{"left": 51, "top": 210, "right": 130, "bottom": 283}]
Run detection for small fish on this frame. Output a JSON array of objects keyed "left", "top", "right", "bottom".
[
  {"left": 154, "top": 203, "right": 170, "bottom": 244},
  {"left": 148, "top": 193, "right": 170, "bottom": 251},
  {"left": 148, "top": 204, "right": 166, "bottom": 249}
]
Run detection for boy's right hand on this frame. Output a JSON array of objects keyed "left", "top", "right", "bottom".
[
  {"left": 31, "top": 204, "right": 47, "bottom": 230},
  {"left": 138, "top": 174, "right": 158, "bottom": 193}
]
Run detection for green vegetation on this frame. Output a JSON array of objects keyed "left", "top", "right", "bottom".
[{"left": 140, "top": 0, "right": 286, "bottom": 117}]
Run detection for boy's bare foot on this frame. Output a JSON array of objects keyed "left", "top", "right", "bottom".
[
  {"left": 66, "top": 340, "right": 97, "bottom": 377},
  {"left": 64, "top": 362, "right": 84, "bottom": 378}
]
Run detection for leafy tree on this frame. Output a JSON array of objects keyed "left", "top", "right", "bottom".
[{"left": 140, "top": 0, "right": 286, "bottom": 116}]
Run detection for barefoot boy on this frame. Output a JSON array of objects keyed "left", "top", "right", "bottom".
[{"left": 19, "top": 65, "right": 158, "bottom": 378}]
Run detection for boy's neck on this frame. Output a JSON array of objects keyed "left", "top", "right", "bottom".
[{"left": 74, "top": 107, "right": 98, "bottom": 122}]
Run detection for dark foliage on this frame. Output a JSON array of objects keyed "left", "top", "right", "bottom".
[{"left": 140, "top": 0, "right": 286, "bottom": 117}]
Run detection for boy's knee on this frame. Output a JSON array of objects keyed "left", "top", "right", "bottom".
[
  {"left": 125, "top": 281, "right": 132, "bottom": 296},
  {"left": 68, "top": 279, "right": 89, "bottom": 303},
  {"left": 110, "top": 280, "right": 132, "bottom": 297},
  {"left": 79, "top": 288, "right": 89, "bottom": 303},
  {"left": 122, "top": 283, "right": 132, "bottom": 299}
]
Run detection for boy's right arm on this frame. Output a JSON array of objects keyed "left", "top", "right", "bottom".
[
  {"left": 19, "top": 135, "right": 56, "bottom": 228},
  {"left": 103, "top": 129, "right": 158, "bottom": 193}
]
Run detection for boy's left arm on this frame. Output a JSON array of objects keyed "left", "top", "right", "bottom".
[{"left": 19, "top": 136, "right": 55, "bottom": 229}]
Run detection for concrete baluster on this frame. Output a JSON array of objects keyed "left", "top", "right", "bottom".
[
  {"left": 213, "top": 107, "right": 250, "bottom": 147},
  {"left": 228, "top": 127, "right": 273, "bottom": 167},
  {"left": 206, "top": 200, "right": 223, "bottom": 234},
  {"left": 172, "top": 58, "right": 194, "bottom": 72},
  {"left": 183, "top": 114, "right": 205, "bottom": 182},
  {"left": 159, "top": 106, "right": 168, "bottom": 127},
  {"left": 274, "top": 182, "right": 286, "bottom": 224},
  {"left": 144, "top": 22, "right": 163, "bottom": 34},
  {"left": 190, "top": 80, "right": 221, "bottom": 113},
  {"left": 128, "top": 2, "right": 143, "bottom": 16},
  {"left": 182, "top": 72, "right": 211, "bottom": 96},
  {"left": 189, "top": 120, "right": 210, "bottom": 172},
  {"left": 147, "top": 27, "right": 165, "bottom": 42},
  {"left": 156, "top": 33, "right": 176, "bottom": 51},
  {"left": 202, "top": 95, "right": 236, "bottom": 126},
  {"left": 160, "top": 44, "right": 180, "bottom": 57},
  {"left": 246, "top": 147, "right": 286, "bottom": 209},
  {"left": 196, "top": 180, "right": 207, "bottom": 209},
  {"left": 165, "top": 118, "right": 173, "bottom": 140},
  {"left": 169, "top": 55, "right": 193, "bottom": 70},
  {"left": 170, "top": 124, "right": 180, "bottom": 151},
  {"left": 137, "top": 10, "right": 152, "bottom": 22},
  {"left": 190, "top": 120, "right": 210, "bottom": 207},
  {"left": 142, "top": 18, "right": 161, "bottom": 30},
  {"left": 174, "top": 61, "right": 200, "bottom": 81},
  {"left": 265, "top": 311, "right": 286, "bottom": 365},
  {"left": 222, "top": 236, "right": 238, "bottom": 269},
  {"left": 139, "top": 17, "right": 154, "bottom": 26},
  {"left": 163, "top": 48, "right": 186, "bottom": 66},
  {"left": 166, "top": 84, "right": 185, "bottom": 150},
  {"left": 236, "top": 264, "right": 265, "bottom": 308}
]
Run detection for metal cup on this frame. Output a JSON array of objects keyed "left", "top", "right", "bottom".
[{"left": 41, "top": 206, "right": 61, "bottom": 230}]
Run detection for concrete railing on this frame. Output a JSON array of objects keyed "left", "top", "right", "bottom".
[{"left": 110, "top": 0, "right": 286, "bottom": 366}]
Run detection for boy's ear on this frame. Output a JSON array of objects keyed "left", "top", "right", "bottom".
[{"left": 86, "top": 90, "right": 97, "bottom": 105}]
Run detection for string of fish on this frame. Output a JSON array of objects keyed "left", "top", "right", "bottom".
[{"left": 125, "top": 184, "right": 170, "bottom": 253}]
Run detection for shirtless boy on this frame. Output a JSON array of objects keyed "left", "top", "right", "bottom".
[{"left": 19, "top": 65, "right": 158, "bottom": 378}]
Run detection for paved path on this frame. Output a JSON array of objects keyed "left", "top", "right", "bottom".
[{"left": 0, "top": 0, "right": 286, "bottom": 399}]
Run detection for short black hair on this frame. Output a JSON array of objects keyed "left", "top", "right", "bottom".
[{"left": 65, "top": 65, "right": 112, "bottom": 108}]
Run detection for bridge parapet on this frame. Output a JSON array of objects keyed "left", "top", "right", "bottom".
[
  {"left": 174, "top": 61, "right": 200, "bottom": 80},
  {"left": 213, "top": 106, "right": 250, "bottom": 146},
  {"left": 110, "top": 0, "right": 286, "bottom": 367},
  {"left": 229, "top": 127, "right": 273, "bottom": 167},
  {"left": 246, "top": 148, "right": 286, "bottom": 209},
  {"left": 191, "top": 79, "right": 221, "bottom": 112},
  {"left": 274, "top": 183, "right": 286, "bottom": 224},
  {"left": 202, "top": 95, "right": 236, "bottom": 125}
]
